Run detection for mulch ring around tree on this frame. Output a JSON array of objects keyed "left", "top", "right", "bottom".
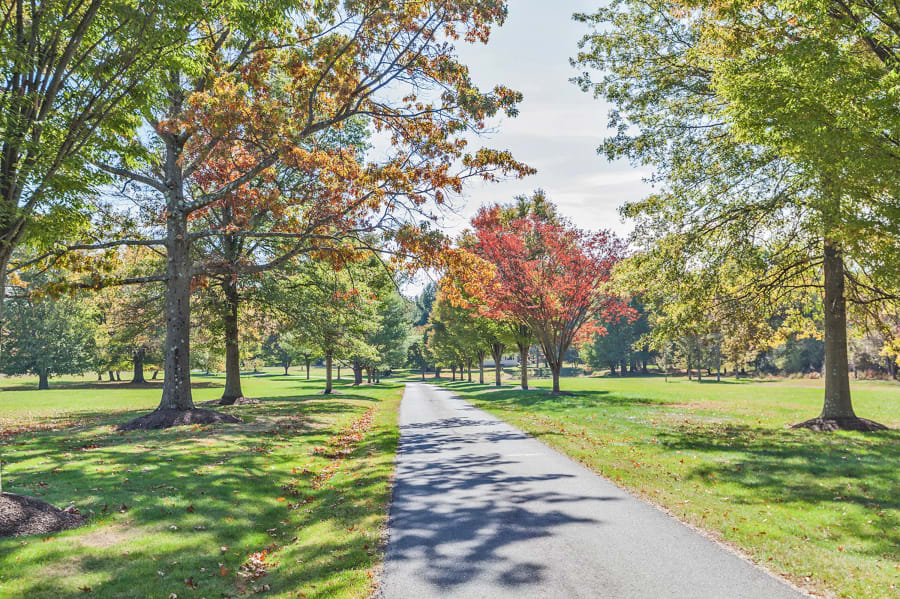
[
  {"left": 792, "top": 416, "right": 889, "bottom": 432},
  {"left": 117, "top": 408, "right": 242, "bottom": 431},
  {"left": 0, "top": 493, "right": 83, "bottom": 538}
]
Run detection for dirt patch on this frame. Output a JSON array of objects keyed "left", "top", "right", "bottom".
[
  {"left": 0, "top": 493, "right": 82, "bottom": 537},
  {"left": 75, "top": 522, "right": 139, "bottom": 549},
  {"left": 117, "top": 408, "right": 242, "bottom": 431}
]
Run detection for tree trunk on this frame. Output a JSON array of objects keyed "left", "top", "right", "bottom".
[
  {"left": 38, "top": 371, "right": 49, "bottom": 390},
  {"left": 324, "top": 351, "right": 334, "bottom": 394},
  {"left": 421, "top": 366, "right": 426, "bottom": 380},
  {"left": 220, "top": 280, "right": 244, "bottom": 404},
  {"left": 791, "top": 240, "right": 886, "bottom": 430},
  {"left": 152, "top": 369, "right": 159, "bottom": 380},
  {"left": 109, "top": 370, "right": 115, "bottom": 381},
  {"left": 158, "top": 207, "right": 194, "bottom": 411},
  {"left": 132, "top": 349, "right": 146, "bottom": 384},
  {"left": 551, "top": 364, "right": 561, "bottom": 393},
  {"left": 478, "top": 352, "right": 485, "bottom": 385},
  {"left": 490, "top": 343, "right": 504, "bottom": 387},
  {"left": 821, "top": 241, "right": 854, "bottom": 419},
  {"left": 517, "top": 343, "right": 529, "bottom": 390},
  {"left": 0, "top": 216, "right": 26, "bottom": 345},
  {"left": 467, "top": 360, "right": 472, "bottom": 382},
  {"left": 353, "top": 360, "right": 364, "bottom": 385},
  {"left": 451, "top": 366, "right": 456, "bottom": 381},
  {"left": 305, "top": 358, "right": 311, "bottom": 380},
  {"left": 695, "top": 342, "right": 702, "bottom": 382},
  {"left": 283, "top": 362, "right": 289, "bottom": 376}
]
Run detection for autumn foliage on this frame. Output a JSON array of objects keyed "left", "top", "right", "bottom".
[{"left": 464, "top": 199, "right": 629, "bottom": 392}]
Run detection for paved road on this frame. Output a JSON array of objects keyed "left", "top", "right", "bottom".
[{"left": 379, "top": 383, "right": 806, "bottom": 599}]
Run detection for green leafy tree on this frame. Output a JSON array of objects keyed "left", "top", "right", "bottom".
[
  {"left": 1, "top": 291, "right": 97, "bottom": 389},
  {"left": 264, "top": 260, "right": 378, "bottom": 394},
  {"left": 573, "top": 0, "right": 896, "bottom": 429},
  {"left": 0, "top": 0, "right": 180, "bottom": 331}
]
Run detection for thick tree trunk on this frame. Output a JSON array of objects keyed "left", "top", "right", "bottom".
[
  {"left": 793, "top": 241, "right": 887, "bottom": 431},
  {"left": 517, "top": 343, "right": 529, "bottom": 390},
  {"left": 38, "top": 371, "right": 49, "bottom": 390},
  {"left": 353, "top": 360, "right": 364, "bottom": 385},
  {"left": 551, "top": 364, "right": 561, "bottom": 393},
  {"left": 451, "top": 366, "right": 456, "bottom": 381},
  {"left": 157, "top": 204, "right": 195, "bottom": 411},
  {"left": 324, "top": 351, "right": 334, "bottom": 394},
  {"left": 132, "top": 350, "right": 146, "bottom": 384},
  {"left": 305, "top": 358, "right": 311, "bottom": 380},
  {"left": 822, "top": 240, "right": 853, "bottom": 419},
  {"left": 220, "top": 280, "right": 244, "bottom": 405}
]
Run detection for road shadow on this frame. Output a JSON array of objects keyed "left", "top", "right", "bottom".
[{"left": 386, "top": 411, "right": 619, "bottom": 590}]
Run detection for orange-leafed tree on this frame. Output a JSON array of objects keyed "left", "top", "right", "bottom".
[
  {"left": 36, "top": 2, "right": 532, "bottom": 429},
  {"left": 467, "top": 193, "right": 629, "bottom": 393}
]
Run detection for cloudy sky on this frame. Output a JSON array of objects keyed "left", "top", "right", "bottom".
[{"left": 442, "top": 0, "right": 652, "bottom": 237}]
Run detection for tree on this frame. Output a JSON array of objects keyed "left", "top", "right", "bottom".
[
  {"left": 262, "top": 332, "right": 310, "bottom": 376},
  {"left": 92, "top": 249, "right": 166, "bottom": 384},
  {"left": 466, "top": 194, "right": 627, "bottom": 393},
  {"left": 37, "top": 1, "right": 530, "bottom": 429},
  {"left": 573, "top": 0, "right": 896, "bottom": 429},
  {"left": 1, "top": 289, "right": 96, "bottom": 389},
  {"left": 0, "top": 0, "right": 178, "bottom": 331},
  {"left": 264, "top": 260, "right": 378, "bottom": 395},
  {"left": 407, "top": 331, "right": 431, "bottom": 380},
  {"left": 367, "top": 292, "right": 414, "bottom": 378},
  {"left": 414, "top": 283, "right": 438, "bottom": 326}
]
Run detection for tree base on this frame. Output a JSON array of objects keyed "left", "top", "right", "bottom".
[
  {"left": 1, "top": 493, "right": 82, "bottom": 538},
  {"left": 791, "top": 416, "right": 890, "bottom": 432},
  {"left": 215, "top": 396, "right": 260, "bottom": 407},
  {"left": 117, "top": 408, "right": 242, "bottom": 431}
]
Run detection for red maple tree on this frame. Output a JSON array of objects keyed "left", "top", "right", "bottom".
[{"left": 469, "top": 197, "right": 629, "bottom": 393}]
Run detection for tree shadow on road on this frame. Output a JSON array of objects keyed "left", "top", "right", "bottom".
[{"left": 386, "top": 414, "right": 620, "bottom": 590}]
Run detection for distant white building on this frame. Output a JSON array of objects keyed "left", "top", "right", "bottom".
[{"left": 484, "top": 355, "right": 519, "bottom": 367}]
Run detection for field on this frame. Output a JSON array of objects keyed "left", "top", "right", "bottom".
[
  {"left": 0, "top": 369, "right": 401, "bottom": 599},
  {"left": 439, "top": 374, "right": 900, "bottom": 599}
]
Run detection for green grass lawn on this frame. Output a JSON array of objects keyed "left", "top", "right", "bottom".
[
  {"left": 439, "top": 375, "right": 900, "bottom": 599},
  {"left": 0, "top": 370, "right": 402, "bottom": 599}
]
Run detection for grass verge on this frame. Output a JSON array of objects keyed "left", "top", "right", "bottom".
[{"left": 0, "top": 372, "right": 401, "bottom": 599}]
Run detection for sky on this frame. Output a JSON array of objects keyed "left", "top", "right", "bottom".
[{"left": 441, "top": 0, "right": 652, "bottom": 238}]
